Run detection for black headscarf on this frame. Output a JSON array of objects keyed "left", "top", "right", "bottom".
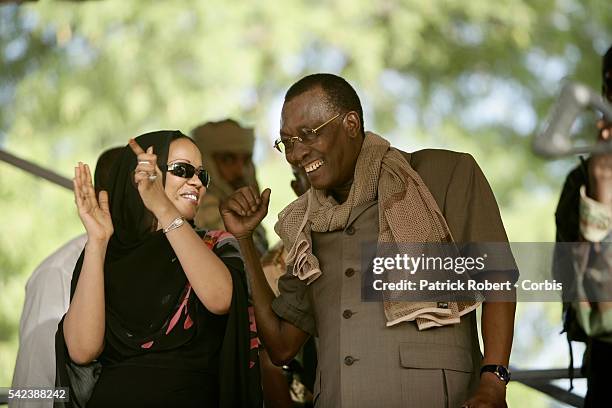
[
  {"left": 103, "top": 130, "right": 195, "bottom": 355},
  {"left": 55, "top": 131, "right": 261, "bottom": 407}
]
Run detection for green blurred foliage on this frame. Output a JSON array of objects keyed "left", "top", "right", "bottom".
[{"left": 1, "top": 0, "right": 611, "bottom": 405}]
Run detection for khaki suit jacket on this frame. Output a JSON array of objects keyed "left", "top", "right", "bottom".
[{"left": 272, "top": 149, "right": 512, "bottom": 407}]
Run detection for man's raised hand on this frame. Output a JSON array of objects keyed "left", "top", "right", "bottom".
[{"left": 220, "top": 186, "right": 271, "bottom": 240}]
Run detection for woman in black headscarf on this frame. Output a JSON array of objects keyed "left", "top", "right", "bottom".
[{"left": 55, "top": 131, "right": 261, "bottom": 407}]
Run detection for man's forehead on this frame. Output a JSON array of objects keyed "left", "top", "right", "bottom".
[{"left": 281, "top": 89, "right": 329, "bottom": 127}]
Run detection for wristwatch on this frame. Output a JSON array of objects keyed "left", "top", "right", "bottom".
[{"left": 480, "top": 365, "right": 511, "bottom": 384}]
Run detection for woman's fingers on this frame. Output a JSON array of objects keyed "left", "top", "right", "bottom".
[
  {"left": 73, "top": 162, "right": 100, "bottom": 213},
  {"left": 129, "top": 139, "right": 157, "bottom": 166},
  {"left": 76, "top": 164, "right": 87, "bottom": 205},
  {"left": 129, "top": 139, "right": 156, "bottom": 159},
  {"left": 73, "top": 171, "right": 84, "bottom": 209},
  {"left": 128, "top": 138, "right": 146, "bottom": 155},
  {"left": 134, "top": 161, "right": 155, "bottom": 175},
  {"left": 136, "top": 154, "right": 157, "bottom": 164},
  {"left": 134, "top": 169, "right": 150, "bottom": 185},
  {"left": 83, "top": 164, "right": 98, "bottom": 208},
  {"left": 130, "top": 142, "right": 158, "bottom": 186},
  {"left": 98, "top": 190, "right": 110, "bottom": 214},
  {"left": 84, "top": 163, "right": 93, "bottom": 186}
]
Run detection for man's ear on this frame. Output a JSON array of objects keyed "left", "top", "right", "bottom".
[{"left": 344, "top": 111, "right": 362, "bottom": 138}]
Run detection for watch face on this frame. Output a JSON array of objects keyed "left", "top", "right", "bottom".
[{"left": 497, "top": 366, "right": 511, "bottom": 382}]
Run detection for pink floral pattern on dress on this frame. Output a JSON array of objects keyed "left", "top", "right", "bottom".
[
  {"left": 139, "top": 231, "right": 241, "bottom": 350},
  {"left": 140, "top": 341, "right": 154, "bottom": 349}
]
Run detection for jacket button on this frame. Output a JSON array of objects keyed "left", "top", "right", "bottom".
[
  {"left": 344, "top": 355, "right": 356, "bottom": 366},
  {"left": 342, "top": 309, "right": 353, "bottom": 319},
  {"left": 346, "top": 225, "right": 355, "bottom": 235},
  {"left": 345, "top": 268, "right": 355, "bottom": 277}
]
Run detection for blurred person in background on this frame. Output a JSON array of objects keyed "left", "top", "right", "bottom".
[
  {"left": 10, "top": 146, "right": 121, "bottom": 408},
  {"left": 191, "top": 119, "right": 268, "bottom": 255},
  {"left": 554, "top": 44, "right": 612, "bottom": 407},
  {"left": 192, "top": 119, "right": 288, "bottom": 406},
  {"left": 55, "top": 132, "right": 260, "bottom": 408}
]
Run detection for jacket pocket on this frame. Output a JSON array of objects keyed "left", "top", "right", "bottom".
[{"left": 399, "top": 342, "right": 473, "bottom": 408}]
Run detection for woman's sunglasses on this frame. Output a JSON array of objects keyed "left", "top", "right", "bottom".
[{"left": 163, "top": 162, "right": 210, "bottom": 188}]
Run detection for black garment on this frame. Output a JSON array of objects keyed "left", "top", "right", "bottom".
[
  {"left": 55, "top": 131, "right": 261, "bottom": 407},
  {"left": 584, "top": 338, "right": 612, "bottom": 407},
  {"left": 85, "top": 234, "right": 239, "bottom": 408},
  {"left": 87, "top": 366, "right": 217, "bottom": 408}
]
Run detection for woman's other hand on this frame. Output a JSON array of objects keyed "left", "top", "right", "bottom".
[
  {"left": 74, "top": 162, "right": 113, "bottom": 242},
  {"left": 129, "top": 138, "right": 173, "bottom": 216}
]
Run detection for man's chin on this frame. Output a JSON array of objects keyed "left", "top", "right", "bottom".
[
  {"left": 307, "top": 177, "right": 329, "bottom": 191},
  {"left": 305, "top": 170, "right": 328, "bottom": 189}
]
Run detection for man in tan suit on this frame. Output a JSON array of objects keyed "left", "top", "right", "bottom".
[{"left": 221, "top": 74, "right": 516, "bottom": 407}]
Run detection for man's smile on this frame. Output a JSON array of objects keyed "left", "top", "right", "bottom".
[{"left": 304, "top": 159, "right": 325, "bottom": 173}]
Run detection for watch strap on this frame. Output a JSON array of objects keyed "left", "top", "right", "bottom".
[{"left": 480, "top": 364, "right": 511, "bottom": 384}]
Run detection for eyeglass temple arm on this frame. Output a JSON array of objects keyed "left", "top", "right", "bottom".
[{"left": 312, "top": 113, "right": 341, "bottom": 133}]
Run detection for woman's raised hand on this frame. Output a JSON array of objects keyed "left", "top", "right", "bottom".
[
  {"left": 128, "top": 138, "right": 172, "bottom": 216},
  {"left": 73, "top": 162, "right": 114, "bottom": 242}
]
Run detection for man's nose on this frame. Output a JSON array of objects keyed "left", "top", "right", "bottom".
[{"left": 288, "top": 140, "right": 309, "bottom": 163}]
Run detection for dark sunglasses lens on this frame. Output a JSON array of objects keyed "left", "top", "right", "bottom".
[
  {"left": 170, "top": 163, "right": 193, "bottom": 178},
  {"left": 169, "top": 163, "right": 209, "bottom": 187},
  {"left": 199, "top": 170, "right": 210, "bottom": 187}
]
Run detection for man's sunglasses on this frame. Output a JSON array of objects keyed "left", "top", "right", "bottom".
[{"left": 163, "top": 162, "right": 211, "bottom": 188}]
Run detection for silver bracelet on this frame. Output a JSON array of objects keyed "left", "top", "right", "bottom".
[{"left": 163, "top": 216, "right": 186, "bottom": 234}]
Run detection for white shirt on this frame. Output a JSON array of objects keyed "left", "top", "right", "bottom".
[{"left": 10, "top": 235, "right": 86, "bottom": 408}]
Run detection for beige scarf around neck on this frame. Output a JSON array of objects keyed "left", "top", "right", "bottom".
[{"left": 274, "top": 132, "right": 482, "bottom": 330}]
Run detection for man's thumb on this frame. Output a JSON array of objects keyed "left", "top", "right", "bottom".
[{"left": 261, "top": 188, "right": 271, "bottom": 207}]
